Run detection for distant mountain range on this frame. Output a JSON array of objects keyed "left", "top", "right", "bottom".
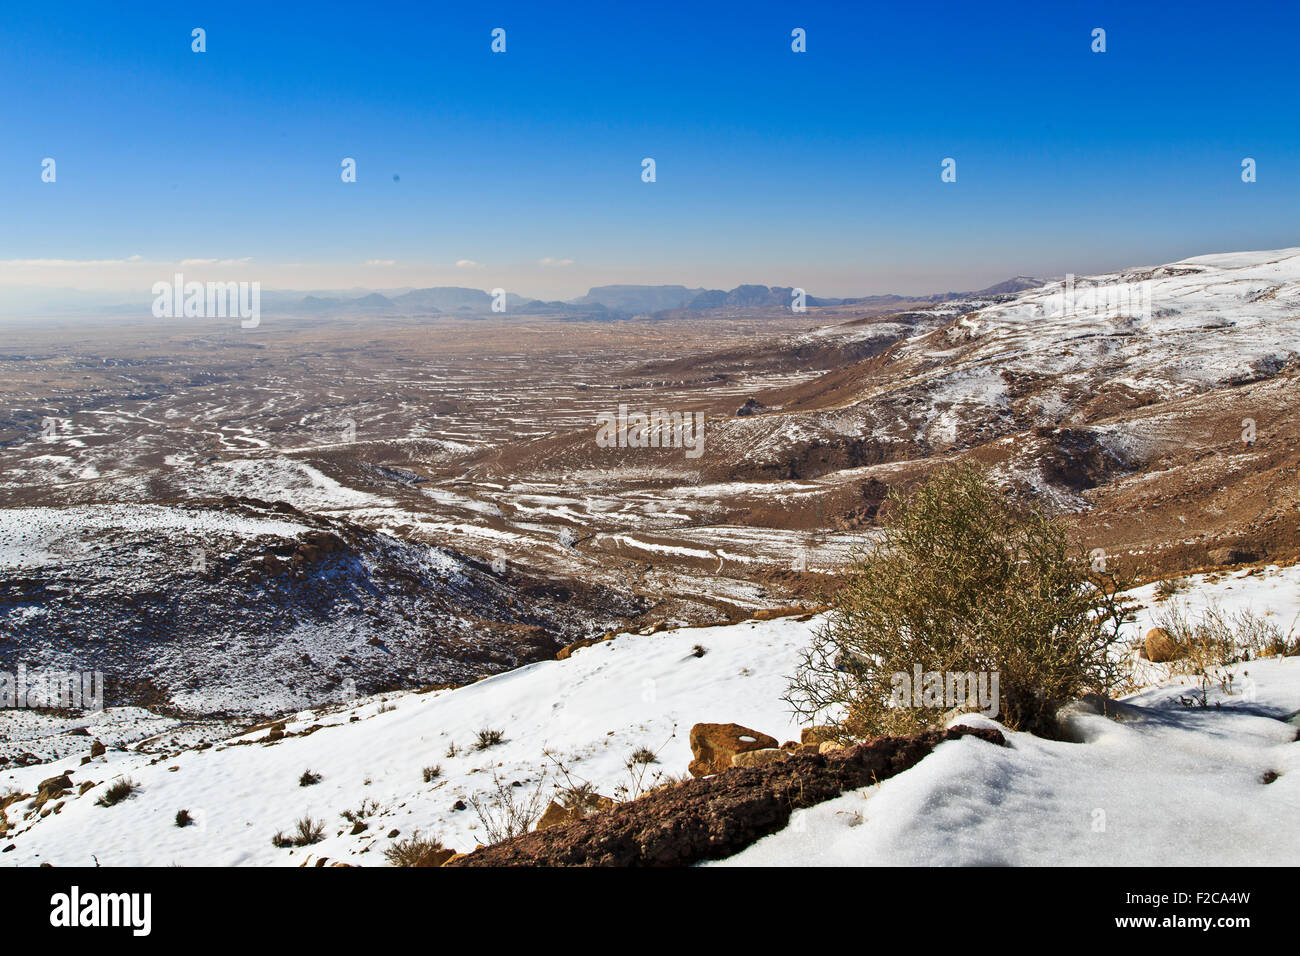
[
  {"left": 11, "top": 277, "right": 1047, "bottom": 320},
  {"left": 274, "top": 277, "right": 1048, "bottom": 318}
]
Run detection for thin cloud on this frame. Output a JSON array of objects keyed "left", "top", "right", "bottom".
[
  {"left": 538, "top": 257, "right": 575, "bottom": 267},
  {"left": 1, "top": 255, "right": 144, "bottom": 266},
  {"left": 456, "top": 259, "right": 483, "bottom": 268},
  {"left": 364, "top": 259, "right": 396, "bottom": 266}
]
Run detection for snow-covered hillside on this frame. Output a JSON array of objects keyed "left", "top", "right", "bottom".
[
  {"left": 708, "top": 246, "right": 1300, "bottom": 484},
  {"left": 3, "top": 564, "right": 1298, "bottom": 866}
]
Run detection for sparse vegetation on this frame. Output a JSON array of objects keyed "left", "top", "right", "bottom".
[
  {"left": 474, "top": 728, "right": 505, "bottom": 751},
  {"left": 445, "top": 742, "right": 460, "bottom": 758},
  {"left": 692, "top": 644, "right": 707, "bottom": 658},
  {"left": 299, "top": 769, "right": 322, "bottom": 787},
  {"left": 615, "top": 729, "right": 677, "bottom": 801},
  {"left": 272, "top": 814, "right": 325, "bottom": 848},
  {"left": 95, "top": 777, "right": 138, "bottom": 807},
  {"left": 175, "top": 809, "right": 193, "bottom": 828},
  {"left": 422, "top": 764, "right": 442, "bottom": 783},
  {"left": 384, "top": 831, "right": 449, "bottom": 867},
  {"left": 468, "top": 770, "right": 548, "bottom": 842},
  {"left": 1154, "top": 576, "right": 1188, "bottom": 600},
  {"left": 340, "top": 798, "right": 380, "bottom": 824},
  {"left": 785, "top": 464, "right": 1133, "bottom": 739},
  {"left": 1158, "top": 603, "right": 1290, "bottom": 707}
]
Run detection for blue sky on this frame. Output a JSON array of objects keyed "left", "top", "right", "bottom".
[{"left": 2, "top": 0, "right": 1297, "bottom": 299}]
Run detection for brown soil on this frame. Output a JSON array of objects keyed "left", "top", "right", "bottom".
[{"left": 449, "top": 726, "right": 1005, "bottom": 866}]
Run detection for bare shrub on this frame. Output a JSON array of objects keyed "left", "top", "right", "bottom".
[
  {"left": 468, "top": 770, "right": 548, "bottom": 843},
  {"left": 340, "top": 798, "right": 379, "bottom": 824},
  {"left": 422, "top": 764, "right": 442, "bottom": 783},
  {"left": 474, "top": 728, "right": 506, "bottom": 751},
  {"left": 175, "top": 809, "right": 193, "bottom": 828},
  {"left": 384, "top": 831, "right": 448, "bottom": 866},
  {"left": 785, "top": 464, "right": 1132, "bottom": 739},
  {"left": 1154, "top": 577, "right": 1188, "bottom": 601},
  {"left": 299, "top": 769, "right": 322, "bottom": 787},
  {"left": 272, "top": 815, "right": 325, "bottom": 848}
]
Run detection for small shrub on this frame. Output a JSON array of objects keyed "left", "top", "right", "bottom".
[
  {"left": 299, "top": 769, "right": 322, "bottom": 787},
  {"left": 175, "top": 809, "right": 193, "bottom": 828},
  {"left": 377, "top": 702, "right": 396, "bottom": 714},
  {"left": 293, "top": 815, "right": 325, "bottom": 846},
  {"left": 1154, "top": 577, "right": 1187, "bottom": 601},
  {"left": 422, "top": 764, "right": 442, "bottom": 783},
  {"left": 628, "top": 746, "right": 657, "bottom": 766},
  {"left": 692, "top": 644, "right": 707, "bottom": 658},
  {"left": 474, "top": 728, "right": 505, "bottom": 751},
  {"left": 95, "top": 777, "right": 138, "bottom": 807},
  {"left": 445, "top": 742, "right": 460, "bottom": 758},
  {"left": 384, "top": 831, "right": 448, "bottom": 867},
  {"left": 785, "top": 464, "right": 1133, "bottom": 739},
  {"left": 469, "top": 771, "right": 547, "bottom": 842},
  {"left": 271, "top": 830, "right": 293, "bottom": 848},
  {"left": 340, "top": 798, "right": 379, "bottom": 823}
]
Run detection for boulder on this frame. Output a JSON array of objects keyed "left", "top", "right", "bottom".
[
  {"left": 37, "top": 774, "right": 73, "bottom": 796},
  {"left": 90, "top": 739, "right": 106, "bottom": 758},
  {"left": 731, "top": 748, "right": 788, "bottom": 769},
  {"left": 688, "top": 723, "right": 778, "bottom": 777},
  {"left": 818, "top": 741, "right": 845, "bottom": 755},
  {"left": 1144, "top": 627, "right": 1181, "bottom": 663}
]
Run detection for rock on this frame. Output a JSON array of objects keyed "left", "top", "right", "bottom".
[
  {"left": 731, "top": 748, "right": 788, "bottom": 769},
  {"left": 818, "top": 741, "right": 845, "bottom": 754},
  {"left": 90, "top": 739, "right": 106, "bottom": 758},
  {"left": 37, "top": 774, "right": 73, "bottom": 797},
  {"left": 1144, "top": 627, "right": 1181, "bottom": 663},
  {"left": 800, "top": 725, "right": 839, "bottom": 746},
  {"left": 350, "top": 820, "right": 367, "bottom": 835},
  {"left": 386, "top": 829, "right": 400, "bottom": 839},
  {"left": 536, "top": 793, "right": 616, "bottom": 832},
  {"left": 688, "top": 723, "right": 778, "bottom": 777},
  {"left": 536, "top": 801, "right": 571, "bottom": 832},
  {"left": 77, "top": 781, "right": 96, "bottom": 796},
  {"left": 736, "top": 397, "right": 768, "bottom": 417}
]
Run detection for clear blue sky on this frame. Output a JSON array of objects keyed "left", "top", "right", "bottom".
[{"left": 2, "top": 0, "right": 1297, "bottom": 299}]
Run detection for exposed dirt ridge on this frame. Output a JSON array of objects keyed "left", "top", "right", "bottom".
[{"left": 450, "top": 725, "right": 1006, "bottom": 866}]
